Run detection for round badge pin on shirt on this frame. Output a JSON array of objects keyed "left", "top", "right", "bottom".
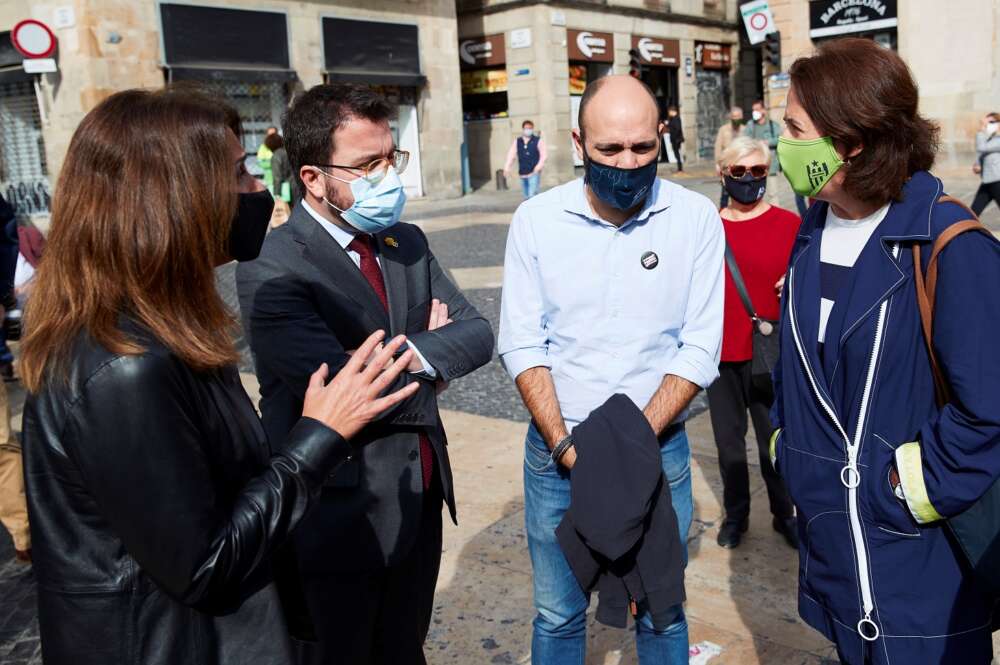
[{"left": 640, "top": 251, "right": 659, "bottom": 270}]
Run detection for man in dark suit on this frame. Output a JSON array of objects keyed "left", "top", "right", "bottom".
[{"left": 236, "top": 84, "right": 494, "bottom": 665}]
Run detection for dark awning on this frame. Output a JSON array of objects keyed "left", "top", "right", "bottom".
[
  {"left": 323, "top": 18, "right": 423, "bottom": 87},
  {"left": 0, "top": 31, "right": 22, "bottom": 69},
  {"left": 160, "top": 3, "right": 290, "bottom": 69},
  {"left": 324, "top": 70, "right": 426, "bottom": 87},
  {"left": 0, "top": 66, "right": 32, "bottom": 84},
  {"left": 165, "top": 65, "right": 297, "bottom": 83}
]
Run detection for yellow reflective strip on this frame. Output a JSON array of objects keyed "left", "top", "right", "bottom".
[
  {"left": 895, "top": 442, "right": 944, "bottom": 524},
  {"left": 769, "top": 428, "right": 781, "bottom": 467}
]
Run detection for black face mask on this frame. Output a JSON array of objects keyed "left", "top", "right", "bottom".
[
  {"left": 730, "top": 119, "right": 744, "bottom": 130},
  {"left": 723, "top": 174, "right": 767, "bottom": 205},
  {"left": 229, "top": 190, "right": 275, "bottom": 262},
  {"left": 583, "top": 147, "right": 659, "bottom": 211}
]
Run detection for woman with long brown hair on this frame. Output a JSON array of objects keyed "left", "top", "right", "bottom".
[{"left": 19, "top": 87, "right": 419, "bottom": 665}]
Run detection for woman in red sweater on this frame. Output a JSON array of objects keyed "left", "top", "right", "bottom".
[{"left": 708, "top": 136, "right": 800, "bottom": 550}]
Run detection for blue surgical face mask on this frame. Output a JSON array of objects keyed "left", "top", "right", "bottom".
[
  {"left": 582, "top": 147, "right": 658, "bottom": 211},
  {"left": 320, "top": 166, "right": 407, "bottom": 234}
]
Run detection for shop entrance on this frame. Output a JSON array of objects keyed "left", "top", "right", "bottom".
[
  {"left": 0, "top": 79, "right": 49, "bottom": 215},
  {"left": 641, "top": 67, "right": 679, "bottom": 162}
]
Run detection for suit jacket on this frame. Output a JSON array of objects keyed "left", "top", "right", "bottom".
[{"left": 236, "top": 203, "right": 494, "bottom": 573}]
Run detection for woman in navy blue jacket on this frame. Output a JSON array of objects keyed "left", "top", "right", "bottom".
[{"left": 769, "top": 38, "right": 1000, "bottom": 664}]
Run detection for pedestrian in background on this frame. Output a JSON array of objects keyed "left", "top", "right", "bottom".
[
  {"left": 19, "top": 87, "right": 420, "bottom": 665},
  {"left": 772, "top": 38, "right": 1000, "bottom": 664},
  {"left": 0, "top": 191, "right": 29, "bottom": 565},
  {"left": 504, "top": 119, "right": 547, "bottom": 199},
  {"left": 268, "top": 132, "right": 297, "bottom": 226},
  {"left": 666, "top": 105, "right": 684, "bottom": 173},
  {"left": 714, "top": 106, "right": 745, "bottom": 208},
  {"left": 708, "top": 136, "right": 798, "bottom": 551},
  {"left": 744, "top": 100, "right": 780, "bottom": 176},
  {"left": 972, "top": 112, "right": 1000, "bottom": 216},
  {"left": 270, "top": 134, "right": 295, "bottom": 204},
  {"left": 257, "top": 125, "right": 279, "bottom": 193},
  {"left": 0, "top": 196, "right": 18, "bottom": 382}
]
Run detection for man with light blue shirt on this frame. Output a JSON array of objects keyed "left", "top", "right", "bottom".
[{"left": 498, "top": 75, "right": 724, "bottom": 665}]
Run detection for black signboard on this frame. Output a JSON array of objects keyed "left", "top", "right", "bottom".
[
  {"left": 809, "top": 0, "right": 898, "bottom": 38},
  {"left": 323, "top": 18, "right": 424, "bottom": 86},
  {"left": 0, "top": 32, "right": 21, "bottom": 68},
  {"left": 160, "top": 4, "right": 289, "bottom": 70},
  {"left": 0, "top": 31, "right": 31, "bottom": 83}
]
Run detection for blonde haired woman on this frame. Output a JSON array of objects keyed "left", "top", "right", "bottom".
[{"left": 708, "top": 136, "right": 801, "bottom": 549}]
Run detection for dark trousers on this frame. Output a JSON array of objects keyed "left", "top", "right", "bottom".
[
  {"left": 972, "top": 181, "right": 1000, "bottom": 216},
  {"left": 671, "top": 141, "right": 683, "bottom": 171},
  {"left": 706, "top": 361, "right": 794, "bottom": 525},
  {"left": 296, "top": 489, "right": 443, "bottom": 665}
]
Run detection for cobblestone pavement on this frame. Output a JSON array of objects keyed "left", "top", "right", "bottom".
[{"left": 1, "top": 168, "right": 997, "bottom": 664}]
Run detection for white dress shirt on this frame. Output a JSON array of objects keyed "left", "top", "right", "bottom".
[
  {"left": 302, "top": 199, "right": 436, "bottom": 378},
  {"left": 498, "top": 177, "right": 724, "bottom": 428}
]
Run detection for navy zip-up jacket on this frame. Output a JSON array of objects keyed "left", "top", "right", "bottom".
[{"left": 771, "top": 171, "right": 1000, "bottom": 664}]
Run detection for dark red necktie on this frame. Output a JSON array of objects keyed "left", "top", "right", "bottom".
[{"left": 347, "top": 234, "right": 433, "bottom": 491}]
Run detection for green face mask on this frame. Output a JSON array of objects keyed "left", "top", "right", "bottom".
[{"left": 777, "top": 136, "right": 845, "bottom": 197}]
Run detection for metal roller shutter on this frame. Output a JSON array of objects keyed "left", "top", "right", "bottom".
[
  {"left": 0, "top": 80, "right": 50, "bottom": 215},
  {"left": 200, "top": 80, "right": 287, "bottom": 171}
]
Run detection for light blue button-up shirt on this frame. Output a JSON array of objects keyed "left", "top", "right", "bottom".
[{"left": 498, "top": 177, "right": 724, "bottom": 428}]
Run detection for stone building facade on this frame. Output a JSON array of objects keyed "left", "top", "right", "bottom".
[
  {"left": 0, "top": 0, "right": 465, "bottom": 215},
  {"left": 457, "top": 0, "right": 748, "bottom": 188},
  {"left": 765, "top": 0, "right": 1000, "bottom": 171}
]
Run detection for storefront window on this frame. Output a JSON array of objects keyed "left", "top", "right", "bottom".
[
  {"left": 461, "top": 68, "right": 508, "bottom": 121},
  {"left": 459, "top": 34, "right": 508, "bottom": 122},
  {"left": 159, "top": 4, "right": 295, "bottom": 175},
  {"left": 200, "top": 80, "right": 288, "bottom": 155}
]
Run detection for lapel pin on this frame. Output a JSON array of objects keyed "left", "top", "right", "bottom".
[
  {"left": 640, "top": 251, "right": 659, "bottom": 270},
  {"left": 385, "top": 237, "right": 399, "bottom": 248}
]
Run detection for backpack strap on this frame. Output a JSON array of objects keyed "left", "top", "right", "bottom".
[{"left": 912, "top": 195, "right": 994, "bottom": 406}]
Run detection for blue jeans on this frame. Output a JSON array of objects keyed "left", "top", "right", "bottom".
[
  {"left": 521, "top": 173, "right": 541, "bottom": 199},
  {"left": 524, "top": 423, "right": 692, "bottom": 665}
]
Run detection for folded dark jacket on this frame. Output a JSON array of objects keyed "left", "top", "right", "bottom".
[{"left": 555, "top": 394, "right": 686, "bottom": 630}]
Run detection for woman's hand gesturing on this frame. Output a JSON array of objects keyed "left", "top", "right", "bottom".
[{"left": 302, "top": 330, "right": 420, "bottom": 440}]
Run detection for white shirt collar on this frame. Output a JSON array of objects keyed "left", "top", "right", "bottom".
[{"left": 302, "top": 198, "right": 359, "bottom": 250}]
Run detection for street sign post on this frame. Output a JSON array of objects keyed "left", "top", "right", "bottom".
[
  {"left": 740, "top": 1, "right": 776, "bottom": 46},
  {"left": 11, "top": 19, "right": 57, "bottom": 58}
]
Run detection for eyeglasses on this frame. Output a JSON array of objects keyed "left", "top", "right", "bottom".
[
  {"left": 313, "top": 150, "right": 410, "bottom": 184},
  {"left": 726, "top": 164, "right": 769, "bottom": 179}
]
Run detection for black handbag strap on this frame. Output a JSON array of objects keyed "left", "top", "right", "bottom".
[{"left": 724, "top": 243, "right": 759, "bottom": 322}]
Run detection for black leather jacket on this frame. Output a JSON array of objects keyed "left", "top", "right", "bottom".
[{"left": 22, "top": 323, "right": 350, "bottom": 664}]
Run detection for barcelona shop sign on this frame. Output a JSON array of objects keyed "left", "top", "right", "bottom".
[{"left": 809, "top": 0, "right": 897, "bottom": 39}]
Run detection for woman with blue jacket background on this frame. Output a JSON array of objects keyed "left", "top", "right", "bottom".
[{"left": 770, "top": 38, "right": 1000, "bottom": 664}]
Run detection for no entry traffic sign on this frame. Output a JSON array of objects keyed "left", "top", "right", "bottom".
[
  {"left": 11, "top": 19, "right": 57, "bottom": 59},
  {"left": 740, "top": 1, "right": 776, "bottom": 46}
]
